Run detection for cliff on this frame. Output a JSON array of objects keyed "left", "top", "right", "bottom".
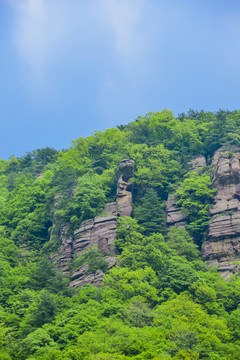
[
  {"left": 166, "top": 149, "right": 240, "bottom": 278},
  {"left": 202, "top": 146, "right": 240, "bottom": 278},
  {"left": 52, "top": 159, "right": 135, "bottom": 287},
  {"left": 54, "top": 147, "right": 240, "bottom": 282}
]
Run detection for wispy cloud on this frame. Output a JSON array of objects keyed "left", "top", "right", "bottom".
[
  {"left": 11, "top": 0, "right": 67, "bottom": 77},
  {"left": 101, "top": 0, "right": 145, "bottom": 59},
  {"left": 11, "top": 0, "right": 147, "bottom": 78}
]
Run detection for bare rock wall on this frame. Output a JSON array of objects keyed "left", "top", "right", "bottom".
[
  {"left": 52, "top": 159, "right": 135, "bottom": 287},
  {"left": 202, "top": 146, "right": 240, "bottom": 277}
]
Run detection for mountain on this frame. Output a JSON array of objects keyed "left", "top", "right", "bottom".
[{"left": 1, "top": 109, "right": 240, "bottom": 359}]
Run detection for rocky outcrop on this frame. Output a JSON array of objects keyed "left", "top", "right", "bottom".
[
  {"left": 202, "top": 146, "right": 240, "bottom": 278},
  {"left": 50, "top": 224, "right": 73, "bottom": 275},
  {"left": 188, "top": 155, "right": 206, "bottom": 172},
  {"left": 166, "top": 195, "right": 187, "bottom": 228},
  {"left": 52, "top": 159, "right": 135, "bottom": 287},
  {"left": 116, "top": 159, "right": 135, "bottom": 217},
  {"left": 52, "top": 202, "right": 118, "bottom": 278},
  {"left": 73, "top": 214, "right": 117, "bottom": 257},
  {"left": 202, "top": 237, "right": 240, "bottom": 279},
  {"left": 70, "top": 256, "right": 117, "bottom": 288}
]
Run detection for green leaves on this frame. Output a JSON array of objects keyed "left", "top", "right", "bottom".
[
  {"left": 134, "top": 188, "right": 166, "bottom": 235},
  {"left": 68, "top": 246, "right": 108, "bottom": 274},
  {"left": 1, "top": 108, "right": 240, "bottom": 359},
  {"left": 175, "top": 172, "right": 216, "bottom": 242}
]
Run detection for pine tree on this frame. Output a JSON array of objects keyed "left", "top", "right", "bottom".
[{"left": 133, "top": 189, "right": 166, "bottom": 235}]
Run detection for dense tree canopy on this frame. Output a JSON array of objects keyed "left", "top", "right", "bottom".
[{"left": 0, "top": 109, "right": 240, "bottom": 359}]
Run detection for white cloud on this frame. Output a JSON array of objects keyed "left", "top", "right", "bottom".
[
  {"left": 11, "top": 0, "right": 67, "bottom": 77},
  {"left": 10, "top": 0, "right": 147, "bottom": 79},
  {"left": 101, "top": 0, "right": 145, "bottom": 59}
]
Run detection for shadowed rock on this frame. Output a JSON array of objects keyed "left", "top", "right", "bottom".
[
  {"left": 202, "top": 146, "right": 240, "bottom": 278},
  {"left": 52, "top": 159, "right": 135, "bottom": 287},
  {"left": 116, "top": 159, "right": 135, "bottom": 217},
  {"left": 166, "top": 195, "right": 187, "bottom": 228}
]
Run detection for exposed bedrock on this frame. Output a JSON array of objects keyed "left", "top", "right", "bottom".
[
  {"left": 188, "top": 155, "right": 206, "bottom": 172},
  {"left": 70, "top": 256, "right": 117, "bottom": 288},
  {"left": 73, "top": 213, "right": 117, "bottom": 257},
  {"left": 50, "top": 223, "right": 73, "bottom": 275},
  {"left": 202, "top": 145, "right": 240, "bottom": 277},
  {"left": 116, "top": 159, "right": 135, "bottom": 217},
  {"left": 53, "top": 203, "right": 118, "bottom": 279},
  {"left": 166, "top": 195, "right": 187, "bottom": 228},
  {"left": 52, "top": 159, "right": 135, "bottom": 287}
]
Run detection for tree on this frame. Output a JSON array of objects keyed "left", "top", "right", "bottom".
[
  {"left": 166, "top": 227, "right": 200, "bottom": 262},
  {"left": 134, "top": 188, "right": 166, "bottom": 235},
  {"left": 175, "top": 172, "right": 216, "bottom": 242}
]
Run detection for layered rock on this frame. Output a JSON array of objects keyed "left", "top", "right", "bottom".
[
  {"left": 52, "top": 159, "right": 135, "bottom": 287},
  {"left": 70, "top": 256, "right": 117, "bottom": 288},
  {"left": 202, "top": 146, "right": 240, "bottom": 278},
  {"left": 166, "top": 195, "right": 187, "bottom": 228},
  {"left": 73, "top": 214, "right": 117, "bottom": 257},
  {"left": 50, "top": 224, "right": 73, "bottom": 275},
  {"left": 52, "top": 203, "right": 118, "bottom": 278}
]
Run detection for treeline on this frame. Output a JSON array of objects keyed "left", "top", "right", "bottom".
[{"left": 0, "top": 109, "right": 240, "bottom": 359}]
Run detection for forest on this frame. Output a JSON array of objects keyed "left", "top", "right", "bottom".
[{"left": 1, "top": 109, "right": 240, "bottom": 359}]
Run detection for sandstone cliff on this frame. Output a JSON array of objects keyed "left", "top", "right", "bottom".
[
  {"left": 166, "top": 150, "right": 240, "bottom": 278},
  {"left": 202, "top": 145, "right": 240, "bottom": 278},
  {"left": 52, "top": 159, "right": 135, "bottom": 287}
]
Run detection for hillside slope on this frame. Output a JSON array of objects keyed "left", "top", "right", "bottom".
[{"left": 1, "top": 109, "right": 240, "bottom": 359}]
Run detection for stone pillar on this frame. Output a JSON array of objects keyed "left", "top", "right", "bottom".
[{"left": 116, "top": 159, "right": 135, "bottom": 217}]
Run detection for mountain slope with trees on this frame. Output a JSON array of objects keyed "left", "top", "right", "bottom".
[{"left": 1, "top": 109, "right": 240, "bottom": 359}]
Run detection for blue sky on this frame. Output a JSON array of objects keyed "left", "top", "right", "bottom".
[{"left": 1, "top": 0, "right": 240, "bottom": 159}]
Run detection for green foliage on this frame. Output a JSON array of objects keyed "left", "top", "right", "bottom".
[
  {"left": 127, "top": 143, "right": 182, "bottom": 196},
  {"left": 0, "top": 108, "right": 240, "bottom": 359},
  {"left": 68, "top": 246, "right": 108, "bottom": 274},
  {"left": 104, "top": 266, "right": 160, "bottom": 304},
  {"left": 175, "top": 172, "right": 216, "bottom": 242},
  {"left": 166, "top": 227, "right": 200, "bottom": 261},
  {"left": 133, "top": 188, "right": 166, "bottom": 235}
]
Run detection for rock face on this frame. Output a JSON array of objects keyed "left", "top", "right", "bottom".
[
  {"left": 73, "top": 213, "right": 117, "bottom": 257},
  {"left": 166, "top": 195, "right": 187, "bottom": 228},
  {"left": 70, "top": 256, "right": 117, "bottom": 288},
  {"left": 50, "top": 224, "right": 73, "bottom": 275},
  {"left": 52, "top": 159, "right": 135, "bottom": 287},
  {"left": 202, "top": 146, "right": 240, "bottom": 278},
  {"left": 116, "top": 159, "right": 135, "bottom": 217},
  {"left": 52, "top": 202, "right": 118, "bottom": 286},
  {"left": 188, "top": 155, "right": 206, "bottom": 172}
]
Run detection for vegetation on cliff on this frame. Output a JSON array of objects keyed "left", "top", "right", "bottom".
[{"left": 1, "top": 109, "right": 240, "bottom": 359}]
